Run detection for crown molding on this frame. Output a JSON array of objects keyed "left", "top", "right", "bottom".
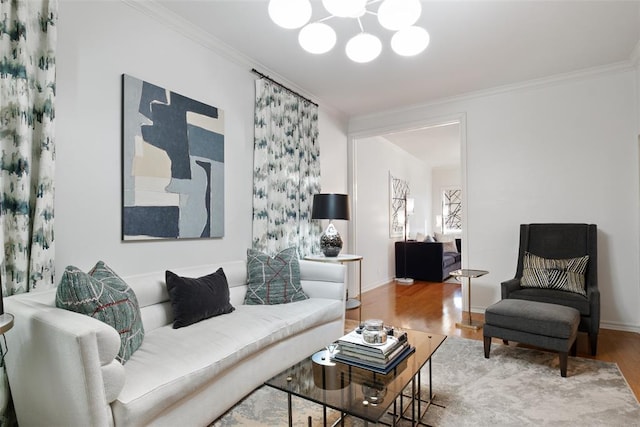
[
  {"left": 120, "top": 0, "right": 347, "bottom": 119},
  {"left": 349, "top": 60, "right": 635, "bottom": 129}
]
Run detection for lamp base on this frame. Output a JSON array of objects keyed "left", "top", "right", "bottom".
[
  {"left": 395, "top": 277, "right": 414, "bottom": 285},
  {"left": 320, "top": 223, "right": 343, "bottom": 257}
]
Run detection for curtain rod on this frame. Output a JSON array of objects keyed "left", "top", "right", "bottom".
[{"left": 251, "top": 68, "right": 318, "bottom": 107}]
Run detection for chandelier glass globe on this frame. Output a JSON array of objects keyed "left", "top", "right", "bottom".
[
  {"left": 377, "top": 0, "right": 422, "bottom": 31},
  {"left": 299, "top": 22, "right": 337, "bottom": 54},
  {"left": 268, "top": 0, "right": 312, "bottom": 29},
  {"left": 268, "top": 0, "right": 431, "bottom": 63},
  {"left": 322, "top": 0, "right": 367, "bottom": 18},
  {"left": 345, "top": 33, "right": 382, "bottom": 63},
  {"left": 391, "top": 26, "right": 430, "bottom": 56}
]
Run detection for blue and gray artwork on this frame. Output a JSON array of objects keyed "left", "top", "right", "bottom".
[{"left": 122, "top": 74, "right": 224, "bottom": 240}]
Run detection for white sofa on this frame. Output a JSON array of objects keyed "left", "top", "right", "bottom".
[{"left": 4, "top": 259, "right": 346, "bottom": 426}]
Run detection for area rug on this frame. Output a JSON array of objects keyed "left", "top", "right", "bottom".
[{"left": 212, "top": 337, "right": 640, "bottom": 426}]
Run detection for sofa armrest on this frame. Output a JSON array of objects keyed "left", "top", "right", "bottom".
[
  {"left": 4, "top": 296, "right": 125, "bottom": 427},
  {"left": 396, "top": 241, "right": 449, "bottom": 282},
  {"left": 299, "top": 259, "right": 346, "bottom": 301},
  {"left": 501, "top": 278, "right": 522, "bottom": 299}
]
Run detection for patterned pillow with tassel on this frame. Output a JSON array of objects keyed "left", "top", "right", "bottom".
[
  {"left": 521, "top": 252, "right": 589, "bottom": 296},
  {"left": 244, "top": 247, "right": 308, "bottom": 305},
  {"left": 56, "top": 261, "right": 145, "bottom": 364}
]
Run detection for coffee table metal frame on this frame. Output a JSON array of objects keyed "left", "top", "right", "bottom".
[{"left": 265, "top": 329, "right": 446, "bottom": 426}]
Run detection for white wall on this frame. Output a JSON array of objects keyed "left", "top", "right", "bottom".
[
  {"left": 636, "top": 51, "right": 640, "bottom": 133},
  {"left": 55, "top": 1, "right": 348, "bottom": 279},
  {"left": 354, "top": 136, "right": 431, "bottom": 291},
  {"left": 350, "top": 66, "right": 640, "bottom": 331}
]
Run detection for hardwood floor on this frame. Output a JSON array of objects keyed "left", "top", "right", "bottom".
[{"left": 345, "top": 280, "right": 640, "bottom": 400}]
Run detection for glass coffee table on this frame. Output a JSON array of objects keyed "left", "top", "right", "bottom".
[{"left": 265, "top": 329, "right": 446, "bottom": 426}]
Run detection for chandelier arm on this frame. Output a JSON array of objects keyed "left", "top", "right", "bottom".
[
  {"left": 357, "top": 17, "right": 364, "bottom": 33},
  {"left": 317, "top": 15, "right": 336, "bottom": 24}
]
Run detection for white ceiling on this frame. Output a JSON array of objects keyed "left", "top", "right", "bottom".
[
  {"left": 382, "top": 122, "right": 461, "bottom": 167},
  {"left": 155, "top": 0, "right": 639, "bottom": 118},
  {"left": 151, "top": 0, "right": 639, "bottom": 165}
]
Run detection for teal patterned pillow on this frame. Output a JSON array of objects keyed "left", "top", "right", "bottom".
[
  {"left": 244, "top": 247, "right": 308, "bottom": 305},
  {"left": 56, "top": 261, "right": 145, "bottom": 364},
  {"left": 521, "top": 252, "right": 589, "bottom": 296}
]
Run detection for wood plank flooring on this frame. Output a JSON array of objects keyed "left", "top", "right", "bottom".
[{"left": 345, "top": 280, "right": 640, "bottom": 401}]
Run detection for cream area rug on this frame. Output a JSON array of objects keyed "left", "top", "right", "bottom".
[{"left": 212, "top": 337, "right": 640, "bottom": 426}]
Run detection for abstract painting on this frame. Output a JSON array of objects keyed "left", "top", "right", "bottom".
[
  {"left": 122, "top": 74, "right": 224, "bottom": 240},
  {"left": 389, "top": 172, "right": 409, "bottom": 238},
  {"left": 442, "top": 188, "right": 462, "bottom": 232}
]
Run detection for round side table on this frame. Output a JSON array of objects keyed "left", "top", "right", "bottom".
[
  {"left": 304, "top": 254, "right": 363, "bottom": 322},
  {"left": 0, "top": 314, "right": 13, "bottom": 335}
]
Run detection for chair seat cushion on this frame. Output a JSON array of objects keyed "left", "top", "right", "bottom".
[
  {"left": 508, "top": 288, "right": 590, "bottom": 315},
  {"left": 485, "top": 299, "right": 580, "bottom": 339}
]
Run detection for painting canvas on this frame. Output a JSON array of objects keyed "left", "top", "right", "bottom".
[
  {"left": 389, "top": 172, "right": 409, "bottom": 238},
  {"left": 122, "top": 74, "right": 224, "bottom": 240},
  {"left": 443, "top": 188, "right": 462, "bottom": 232}
]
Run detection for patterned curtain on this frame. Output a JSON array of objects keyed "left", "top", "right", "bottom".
[
  {"left": 0, "top": 0, "right": 57, "bottom": 296},
  {"left": 253, "top": 79, "right": 321, "bottom": 257}
]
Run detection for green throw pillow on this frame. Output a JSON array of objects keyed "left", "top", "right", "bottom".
[
  {"left": 244, "top": 247, "right": 308, "bottom": 305},
  {"left": 521, "top": 252, "right": 589, "bottom": 296},
  {"left": 56, "top": 261, "right": 145, "bottom": 364}
]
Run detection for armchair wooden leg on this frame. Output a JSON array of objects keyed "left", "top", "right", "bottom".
[
  {"left": 570, "top": 340, "right": 577, "bottom": 357},
  {"left": 559, "top": 352, "right": 568, "bottom": 377},
  {"left": 484, "top": 336, "right": 492, "bottom": 358},
  {"left": 589, "top": 333, "right": 598, "bottom": 356}
]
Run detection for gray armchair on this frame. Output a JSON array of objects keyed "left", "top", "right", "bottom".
[{"left": 501, "top": 223, "right": 599, "bottom": 355}]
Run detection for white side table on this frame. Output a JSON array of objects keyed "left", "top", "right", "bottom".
[
  {"left": 304, "top": 254, "right": 363, "bottom": 322},
  {"left": 0, "top": 314, "right": 13, "bottom": 335},
  {"left": 0, "top": 313, "right": 13, "bottom": 418}
]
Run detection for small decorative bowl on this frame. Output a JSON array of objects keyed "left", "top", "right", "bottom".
[{"left": 362, "top": 319, "right": 387, "bottom": 345}]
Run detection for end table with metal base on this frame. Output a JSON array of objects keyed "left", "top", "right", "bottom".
[
  {"left": 304, "top": 254, "right": 363, "bottom": 322},
  {"left": 451, "top": 269, "right": 489, "bottom": 330}
]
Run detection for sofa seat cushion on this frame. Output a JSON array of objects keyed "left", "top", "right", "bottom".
[
  {"left": 111, "top": 297, "right": 342, "bottom": 425},
  {"left": 442, "top": 253, "right": 460, "bottom": 268},
  {"left": 508, "top": 288, "right": 590, "bottom": 315}
]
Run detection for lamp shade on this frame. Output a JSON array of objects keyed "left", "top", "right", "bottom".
[{"left": 312, "top": 194, "right": 350, "bottom": 220}]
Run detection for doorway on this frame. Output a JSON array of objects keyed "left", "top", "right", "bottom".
[{"left": 347, "top": 114, "right": 467, "bottom": 295}]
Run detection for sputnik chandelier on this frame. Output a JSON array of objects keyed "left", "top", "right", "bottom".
[{"left": 268, "top": 0, "right": 430, "bottom": 63}]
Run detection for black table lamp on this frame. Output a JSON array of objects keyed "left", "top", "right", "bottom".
[{"left": 311, "top": 193, "right": 350, "bottom": 257}]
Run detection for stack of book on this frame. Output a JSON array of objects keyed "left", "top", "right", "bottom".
[{"left": 333, "top": 329, "right": 414, "bottom": 374}]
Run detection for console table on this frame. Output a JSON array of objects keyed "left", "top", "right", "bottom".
[{"left": 304, "top": 254, "right": 363, "bottom": 322}]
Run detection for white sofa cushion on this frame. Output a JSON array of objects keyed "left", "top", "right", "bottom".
[{"left": 112, "top": 297, "right": 342, "bottom": 425}]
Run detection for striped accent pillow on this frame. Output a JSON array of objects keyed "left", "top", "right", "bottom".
[
  {"left": 244, "top": 247, "right": 308, "bottom": 305},
  {"left": 521, "top": 252, "right": 589, "bottom": 296},
  {"left": 56, "top": 261, "right": 145, "bottom": 364}
]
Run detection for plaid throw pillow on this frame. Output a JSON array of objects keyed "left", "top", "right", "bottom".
[
  {"left": 56, "top": 261, "right": 145, "bottom": 364},
  {"left": 244, "top": 247, "right": 308, "bottom": 305},
  {"left": 521, "top": 252, "right": 589, "bottom": 296}
]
